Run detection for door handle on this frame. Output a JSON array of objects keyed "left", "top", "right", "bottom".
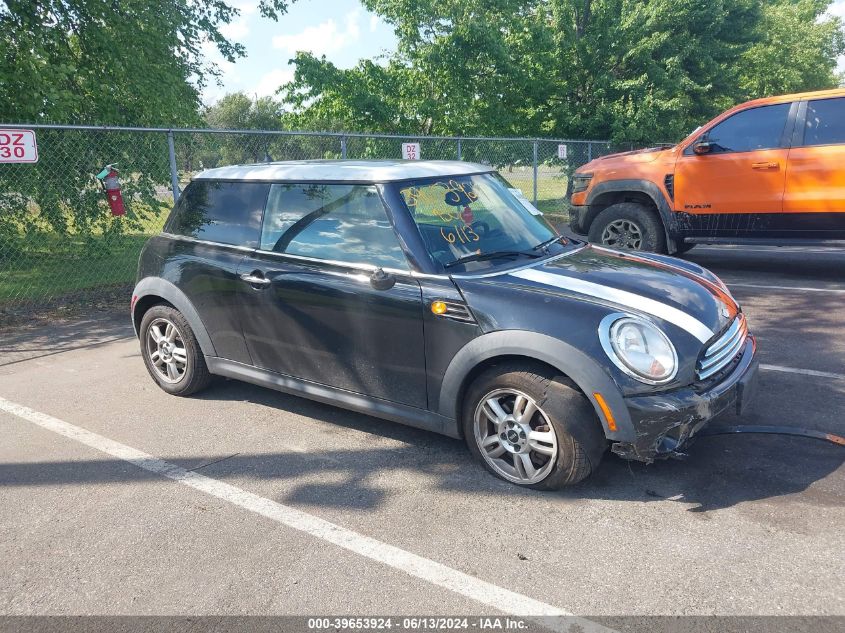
[
  {"left": 751, "top": 161, "right": 779, "bottom": 170},
  {"left": 240, "top": 272, "right": 271, "bottom": 287}
]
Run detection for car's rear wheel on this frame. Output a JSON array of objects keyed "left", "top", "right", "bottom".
[
  {"left": 140, "top": 305, "right": 211, "bottom": 396},
  {"left": 463, "top": 363, "right": 607, "bottom": 489},
  {"left": 588, "top": 202, "right": 666, "bottom": 253}
]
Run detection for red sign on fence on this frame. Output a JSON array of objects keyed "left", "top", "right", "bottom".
[{"left": 0, "top": 129, "right": 38, "bottom": 164}]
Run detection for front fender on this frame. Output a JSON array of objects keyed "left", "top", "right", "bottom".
[
  {"left": 586, "top": 178, "right": 679, "bottom": 251},
  {"left": 437, "top": 330, "right": 635, "bottom": 442},
  {"left": 131, "top": 277, "right": 216, "bottom": 357}
]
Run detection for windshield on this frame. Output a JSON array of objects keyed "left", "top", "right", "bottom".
[{"left": 394, "top": 173, "right": 569, "bottom": 273}]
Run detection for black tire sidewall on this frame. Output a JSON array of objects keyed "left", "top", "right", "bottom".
[
  {"left": 139, "top": 306, "right": 202, "bottom": 396},
  {"left": 462, "top": 364, "right": 606, "bottom": 489},
  {"left": 588, "top": 202, "right": 667, "bottom": 253}
]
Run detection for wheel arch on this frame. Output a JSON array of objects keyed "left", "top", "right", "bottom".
[
  {"left": 438, "top": 331, "right": 635, "bottom": 443},
  {"left": 585, "top": 179, "right": 679, "bottom": 252},
  {"left": 131, "top": 277, "right": 217, "bottom": 357}
]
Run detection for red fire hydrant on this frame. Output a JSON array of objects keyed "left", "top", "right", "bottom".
[{"left": 96, "top": 164, "right": 126, "bottom": 216}]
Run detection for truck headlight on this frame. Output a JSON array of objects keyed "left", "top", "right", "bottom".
[
  {"left": 571, "top": 173, "right": 593, "bottom": 193},
  {"left": 599, "top": 314, "right": 678, "bottom": 385}
]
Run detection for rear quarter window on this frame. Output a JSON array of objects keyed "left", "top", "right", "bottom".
[
  {"left": 802, "top": 97, "right": 845, "bottom": 146},
  {"left": 165, "top": 180, "right": 269, "bottom": 247}
]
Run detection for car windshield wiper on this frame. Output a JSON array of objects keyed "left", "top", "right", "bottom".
[
  {"left": 443, "top": 250, "right": 541, "bottom": 269},
  {"left": 532, "top": 234, "right": 568, "bottom": 252}
]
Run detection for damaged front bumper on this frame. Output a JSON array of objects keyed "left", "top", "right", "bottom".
[{"left": 611, "top": 338, "right": 759, "bottom": 462}]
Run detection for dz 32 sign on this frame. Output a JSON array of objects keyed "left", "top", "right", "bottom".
[{"left": 0, "top": 129, "right": 38, "bottom": 163}]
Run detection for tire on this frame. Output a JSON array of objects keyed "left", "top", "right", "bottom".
[
  {"left": 139, "top": 305, "right": 212, "bottom": 396},
  {"left": 588, "top": 202, "right": 667, "bottom": 253},
  {"left": 463, "top": 362, "right": 607, "bottom": 490}
]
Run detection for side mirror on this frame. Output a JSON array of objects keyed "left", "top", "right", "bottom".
[
  {"left": 370, "top": 267, "right": 396, "bottom": 291},
  {"left": 693, "top": 141, "right": 712, "bottom": 155}
]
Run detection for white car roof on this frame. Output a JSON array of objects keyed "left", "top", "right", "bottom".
[{"left": 194, "top": 159, "right": 494, "bottom": 182}]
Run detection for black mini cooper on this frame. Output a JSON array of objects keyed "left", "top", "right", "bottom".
[{"left": 132, "top": 160, "right": 758, "bottom": 489}]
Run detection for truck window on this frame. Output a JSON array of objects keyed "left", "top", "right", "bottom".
[
  {"left": 802, "top": 97, "right": 845, "bottom": 146},
  {"left": 703, "top": 103, "right": 790, "bottom": 153},
  {"left": 166, "top": 180, "right": 269, "bottom": 247}
]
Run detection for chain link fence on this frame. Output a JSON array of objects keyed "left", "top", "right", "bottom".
[{"left": 0, "top": 124, "right": 635, "bottom": 318}]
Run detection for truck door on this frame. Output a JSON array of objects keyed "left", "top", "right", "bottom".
[{"left": 674, "top": 103, "right": 792, "bottom": 234}]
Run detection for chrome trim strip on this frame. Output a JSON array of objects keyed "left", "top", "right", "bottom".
[
  {"left": 704, "top": 317, "right": 743, "bottom": 358},
  {"left": 161, "top": 233, "right": 256, "bottom": 253},
  {"left": 700, "top": 332, "right": 746, "bottom": 374},
  {"left": 252, "top": 247, "right": 411, "bottom": 276},
  {"left": 512, "top": 268, "right": 714, "bottom": 343}
]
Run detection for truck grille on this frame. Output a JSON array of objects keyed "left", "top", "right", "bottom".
[{"left": 697, "top": 315, "right": 748, "bottom": 381}]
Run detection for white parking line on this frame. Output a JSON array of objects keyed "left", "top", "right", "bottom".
[
  {"left": 0, "top": 396, "right": 614, "bottom": 633},
  {"left": 727, "top": 282, "right": 845, "bottom": 294},
  {"left": 760, "top": 364, "right": 845, "bottom": 380}
]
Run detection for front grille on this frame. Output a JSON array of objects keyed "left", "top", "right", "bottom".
[
  {"left": 664, "top": 174, "right": 675, "bottom": 200},
  {"left": 435, "top": 300, "right": 475, "bottom": 323},
  {"left": 697, "top": 315, "right": 748, "bottom": 381}
]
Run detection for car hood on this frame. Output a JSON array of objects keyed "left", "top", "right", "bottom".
[{"left": 457, "top": 245, "right": 738, "bottom": 344}]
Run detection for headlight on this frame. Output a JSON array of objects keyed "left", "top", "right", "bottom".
[
  {"left": 571, "top": 173, "right": 593, "bottom": 193},
  {"left": 599, "top": 314, "right": 678, "bottom": 385}
]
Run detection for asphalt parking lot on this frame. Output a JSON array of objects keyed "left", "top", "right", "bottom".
[{"left": 1, "top": 245, "right": 843, "bottom": 630}]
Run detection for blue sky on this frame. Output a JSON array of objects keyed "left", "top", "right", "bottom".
[
  {"left": 202, "top": 0, "right": 397, "bottom": 104},
  {"left": 203, "top": 0, "right": 845, "bottom": 104}
]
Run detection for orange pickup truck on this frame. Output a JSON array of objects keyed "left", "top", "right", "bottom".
[{"left": 569, "top": 88, "right": 845, "bottom": 253}]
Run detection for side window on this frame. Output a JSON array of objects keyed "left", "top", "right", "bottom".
[
  {"left": 166, "top": 180, "right": 269, "bottom": 247},
  {"left": 701, "top": 103, "right": 791, "bottom": 153},
  {"left": 802, "top": 97, "right": 845, "bottom": 146},
  {"left": 260, "top": 183, "right": 408, "bottom": 270}
]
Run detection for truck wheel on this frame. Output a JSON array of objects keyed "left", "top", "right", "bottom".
[
  {"left": 588, "top": 202, "right": 666, "bottom": 253},
  {"left": 463, "top": 363, "right": 607, "bottom": 490},
  {"left": 140, "top": 305, "right": 212, "bottom": 396}
]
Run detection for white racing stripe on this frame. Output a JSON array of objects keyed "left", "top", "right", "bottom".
[
  {"left": 727, "top": 282, "right": 845, "bottom": 294},
  {"left": 0, "top": 396, "right": 615, "bottom": 633},
  {"left": 761, "top": 364, "right": 845, "bottom": 380},
  {"left": 511, "top": 268, "right": 714, "bottom": 343}
]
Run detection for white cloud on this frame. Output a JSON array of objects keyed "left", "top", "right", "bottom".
[
  {"left": 272, "top": 9, "right": 362, "bottom": 58},
  {"left": 219, "top": 0, "right": 256, "bottom": 41},
  {"left": 255, "top": 67, "right": 296, "bottom": 97},
  {"left": 369, "top": 15, "right": 380, "bottom": 33}
]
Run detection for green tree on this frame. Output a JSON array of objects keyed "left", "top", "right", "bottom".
[
  {"left": 200, "top": 92, "right": 284, "bottom": 166},
  {"left": 0, "top": 1, "right": 296, "bottom": 257},
  {"left": 0, "top": 0, "right": 296, "bottom": 125},
  {"left": 279, "top": 0, "right": 845, "bottom": 144},
  {"left": 739, "top": 0, "right": 845, "bottom": 96}
]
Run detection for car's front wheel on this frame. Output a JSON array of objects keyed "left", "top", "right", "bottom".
[
  {"left": 588, "top": 202, "right": 666, "bottom": 253},
  {"left": 140, "top": 305, "right": 211, "bottom": 396},
  {"left": 463, "top": 363, "right": 607, "bottom": 489}
]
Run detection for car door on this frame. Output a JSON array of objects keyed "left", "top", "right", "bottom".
[
  {"left": 782, "top": 96, "right": 845, "bottom": 236},
  {"left": 161, "top": 179, "right": 269, "bottom": 364},
  {"left": 674, "top": 102, "right": 793, "bottom": 234},
  {"left": 237, "top": 182, "right": 428, "bottom": 409}
]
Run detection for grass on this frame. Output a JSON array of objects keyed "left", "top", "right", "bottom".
[{"left": 0, "top": 233, "right": 153, "bottom": 305}]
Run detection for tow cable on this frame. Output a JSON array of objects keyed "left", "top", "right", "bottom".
[{"left": 700, "top": 425, "right": 845, "bottom": 446}]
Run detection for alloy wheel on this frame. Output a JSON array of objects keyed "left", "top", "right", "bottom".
[
  {"left": 145, "top": 318, "right": 188, "bottom": 383},
  {"left": 601, "top": 219, "right": 643, "bottom": 249},
  {"left": 473, "top": 388, "right": 558, "bottom": 484}
]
